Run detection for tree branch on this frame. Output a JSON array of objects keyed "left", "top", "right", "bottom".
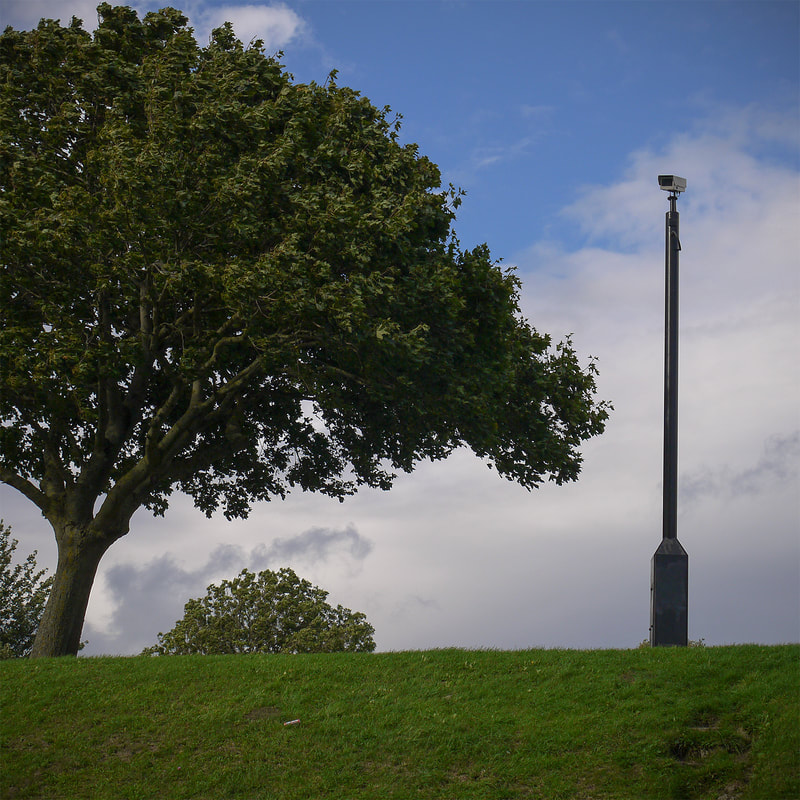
[{"left": 0, "top": 468, "right": 49, "bottom": 512}]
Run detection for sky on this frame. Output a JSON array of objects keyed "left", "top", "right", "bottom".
[{"left": 1, "top": 0, "right": 798, "bottom": 655}]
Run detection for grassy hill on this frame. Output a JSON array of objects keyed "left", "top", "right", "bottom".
[{"left": 1, "top": 645, "right": 797, "bottom": 799}]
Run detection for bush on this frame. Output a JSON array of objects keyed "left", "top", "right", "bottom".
[{"left": 143, "top": 567, "right": 375, "bottom": 655}]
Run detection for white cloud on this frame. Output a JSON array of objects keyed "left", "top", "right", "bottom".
[
  {"left": 562, "top": 107, "right": 800, "bottom": 260},
  {"left": 461, "top": 105, "right": 555, "bottom": 174},
  {"left": 195, "top": 3, "right": 307, "bottom": 49},
  {"left": 471, "top": 136, "right": 533, "bottom": 170},
  {"left": 520, "top": 104, "right": 554, "bottom": 121},
  {"left": 0, "top": 0, "right": 100, "bottom": 30},
  {"left": 0, "top": 1, "right": 308, "bottom": 52}
]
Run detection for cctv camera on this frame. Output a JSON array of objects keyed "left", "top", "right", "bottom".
[{"left": 658, "top": 175, "right": 687, "bottom": 193}]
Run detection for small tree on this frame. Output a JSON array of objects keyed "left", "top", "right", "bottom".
[
  {"left": 143, "top": 567, "right": 376, "bottom": 655},
  {"left": 0, "top": 521, "right": 53, "bottom": 658}
]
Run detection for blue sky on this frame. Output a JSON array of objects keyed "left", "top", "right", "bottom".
[{"left": 1, "top": 0, "right": 798, "bottom": 654}]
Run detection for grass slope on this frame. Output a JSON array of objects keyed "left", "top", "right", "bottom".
[{"left": 1, "top": 645, "right": 798, "bottom": 799}]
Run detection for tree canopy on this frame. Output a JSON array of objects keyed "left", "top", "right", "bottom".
[
  {"left": 0, "top": 4, "right": 609, "bottom": 656},
  {"left": 143, "top": 567, "right": 375, "bottom": 655},
  {"left": 0, "top": 522, "right": 54, "bottom": 658}
]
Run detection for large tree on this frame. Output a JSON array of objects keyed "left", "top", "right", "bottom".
[{"left": 0, "top": 5, "right": 609, "bottom": 657}]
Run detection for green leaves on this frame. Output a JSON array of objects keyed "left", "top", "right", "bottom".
[
  {"left": 0, "top": 522, "right": 54, "bottom": 658},
  {"left": 143, "top": 567, "right": 376, "bottom": 655}
]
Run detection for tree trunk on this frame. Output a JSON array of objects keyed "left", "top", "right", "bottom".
[{"left": 30, "top": 532, "right": 114, "bottom": 657}]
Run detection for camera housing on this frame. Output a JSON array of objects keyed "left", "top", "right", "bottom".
[{"left": 658, "top": 175, "right": 687, "bottom": 193}]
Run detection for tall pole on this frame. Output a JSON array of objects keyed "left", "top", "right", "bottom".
[
  {"left": 651, "top": 176, "right": 688, "bottom": 647},
  {"left": 663, "top": 191, "right": 680, "bottom": 541}
]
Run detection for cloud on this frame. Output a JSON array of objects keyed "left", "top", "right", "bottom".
[
  {"left": 680, "top": 431, "right": 800, "bottom": 505},
  {"left": 445, "top": 105, "right": 555, "bottom": 185},
  {"left": 561, "top": 105, "right": 800, "bottom": 258},
  {"left": 471, "top": 136, "right": 534, "bottom": 170},
  {"left": 0, "top": 0, "right": 100, "bottom": 29},
  {"left": 81, "top": 524, "right": 372, "bottom": 655},
  {"left": 519, "top": 104, "right": 799, "bottom": 370},
  {"left": 520, "top": 104, "right": 554, "bottom": 122},
  {"left": 194, "top": 3, "right": 307, "bottom": 49},
  {"left": 0, "top": 1, "right": 309, "bottom": 52},
  {"left": 251, "top": 524, "right": 373, "bottom": 566}
]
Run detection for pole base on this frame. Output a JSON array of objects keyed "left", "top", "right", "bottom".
[{"left": 650, "top": 538, "right": 688, "bottom": 647}]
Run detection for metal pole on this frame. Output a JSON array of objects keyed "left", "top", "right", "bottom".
[
  {"left": 651, "top": 179, "right": 688, "bottom": 647},
  {"left": 663, "top": 193, "right": 680, "bottom": 540}
]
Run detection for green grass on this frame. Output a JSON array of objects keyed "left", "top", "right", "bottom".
[{"left": 1, "top": 645, "right": 797, "bottom": 799}]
